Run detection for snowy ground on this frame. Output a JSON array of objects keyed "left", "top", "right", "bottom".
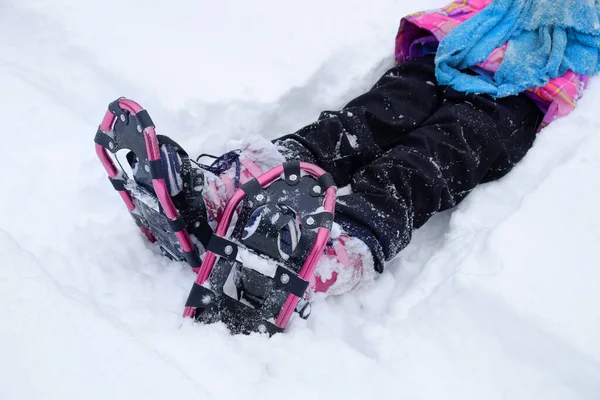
[{"left": 2, "top": 0, "right": 600, "bottom": 399}]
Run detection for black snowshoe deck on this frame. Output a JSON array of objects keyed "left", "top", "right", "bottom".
[{"left": 184, "top": 161, "right": 337, "bottom": 334}]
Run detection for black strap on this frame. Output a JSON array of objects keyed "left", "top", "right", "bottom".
[
  {"left": 273, "top": 212, "right": 295, "bottom": 231},
  {"left": 183, "top": 249, "right": 202, "bottom": 268},
  {"left": 109, "top": 178, "right": 126, "bottom": 191},
  {"left": 168, "top": 216, "right": 186, "bottom": 232},
  {"left": 315, "top": 173, "right": 336, "bottom": 195},
  {"left": 274, "top": 266, "right": 309, "bottom": 298},
  {"left": 283, "top": 161, "right": 301, "bottom": 186},
  {"left": 207, "top": 235, "right": 238, "bottom": 260},
  {"left": 240, "top": 178, "right": 265, "bottom": 201},
  {"left": 107, "top": 98, "right": 123, "bottom": 116},
  {"left": 302, "top": 212, "right": 334, "bottom": 230},
  {"left": 191, "top": 218, "right": 214, "bottom": 247},
  {"left": 94, "top": 128, "right": 115, "bottom": 151},
  {"left": 136, "top": 110, "right": 154, "bottom": 129},
  {"left": 185, "top": 283, "right": 216, "bottom": 308},
  {"left": 148, "top": 160, "right": 164, "bottom": 179}
]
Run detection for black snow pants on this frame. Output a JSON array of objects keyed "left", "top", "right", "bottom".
[{"left": 274, "top": 55, "right": 543, "bottom": 271}]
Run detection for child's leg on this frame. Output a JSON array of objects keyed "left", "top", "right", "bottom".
[
  {"left": 202, "top": 58, "right": 541, "bottom": 293},
  {"left": 100, "top": 56, "right": 540, "bottom": 302},
  {"left": 334, "top": 88, "right": 543, "bottom": 269},
  {"left": 275, "top": 55, "right": 442, "bottom": 187}
]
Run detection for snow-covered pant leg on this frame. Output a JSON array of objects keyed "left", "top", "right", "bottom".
[
  {"left": 275, "top": 55, "right": 442, "bottom": 186},
  {"left": 335, "top": 88, "right": 542, "bottom": 270},
  {"left": 275, "top": 55, "right": 542, "bottom": 271}
]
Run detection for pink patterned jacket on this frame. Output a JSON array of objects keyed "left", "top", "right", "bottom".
[{"left": 395, "top": 0, "right": 589, "bottom": 129}]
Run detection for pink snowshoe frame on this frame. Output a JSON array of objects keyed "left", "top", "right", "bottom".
[
  {"left": 96, "top": 98, "right": 337, "bottom": 332},
  {"left": 183, "top": 162, "right": 336, "bottom": 329},
  {"left": 95, "top": 98, "right": 197, "bottom": 260}
]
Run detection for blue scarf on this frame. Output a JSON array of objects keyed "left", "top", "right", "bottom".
[{"left": 435, "top": 0, "right": 600, "bottom": 97}]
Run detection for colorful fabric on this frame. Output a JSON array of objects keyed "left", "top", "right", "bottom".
[
  {"left": 395, "top": 0, "right": 591, "bottom": 129},
  {"left": 435, "top": 0, "right": 600, "bottom": 98}
]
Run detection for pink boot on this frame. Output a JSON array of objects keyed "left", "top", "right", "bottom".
[
  {"left": 310, "top": 233, "right": 375, "bottom": 297},
  {"left": 197, "top": 138, "right": 375, "bottom": 299},
  {"left": 198, "top": 137, "right": 286, "bottom": 223}
]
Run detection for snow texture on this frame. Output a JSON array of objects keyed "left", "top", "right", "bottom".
[
  {"left": 237, "top": 248, "right": 278, "bottom": 278},
  {"left": 1, "top": 0, "right": 600, "bottom": 399}
]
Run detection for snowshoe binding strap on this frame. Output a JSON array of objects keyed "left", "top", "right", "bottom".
[
  {"left": 94, "top": 97, "right": 208, "bottom": 268},
  {"left": 183, "top": 161, "right": 337, "bottom": 335}
]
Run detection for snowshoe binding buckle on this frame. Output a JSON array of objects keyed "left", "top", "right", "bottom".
[
  {"left": 183, "top": 161, "right": 337, "bottom": 335},
  {"left": 94, "top": 98, "right": 209, "bottom": 269}
]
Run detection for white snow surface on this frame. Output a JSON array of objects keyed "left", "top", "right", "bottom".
[{"left": 1, "top": 0, "right": 600, "bottom": 399}]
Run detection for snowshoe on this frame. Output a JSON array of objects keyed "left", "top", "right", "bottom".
[
  {"left": 183, "top": 161, "right": 337, "bottom": 335},
  {"left": 94, "top": 98, "right": 212, "bottom": 269}
]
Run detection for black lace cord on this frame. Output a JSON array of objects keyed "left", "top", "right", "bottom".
[{"left": 191, "top": 150, "right": 243, "bottom": 190}]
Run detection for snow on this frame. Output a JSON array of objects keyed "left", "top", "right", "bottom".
[
  {"left": 346, "top": 133, "right": 359, "bottom": 149},
  {"left": 237, "top": 248, "right": 278, "bottom": 278},
  {"left": 1, "top": 0, "right": 600, "bottom": 399}
]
